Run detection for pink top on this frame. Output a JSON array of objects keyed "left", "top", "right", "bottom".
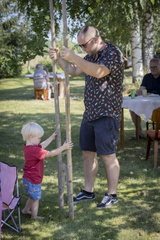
[
  {"left": 0, "top": 194, "right": 2, "bottom": 235},
  {"left": 23, "top": 145, "right": 48, "bottom": 184}
]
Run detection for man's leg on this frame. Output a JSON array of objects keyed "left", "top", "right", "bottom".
[
  {"left": 83, "top": 151, "right": 98, "bottom": 193},
  {"left": 73, "top": 151, "right": 97, "bottom": 203},
  {"left": 96, "top": 153, "right": 120, "bottom": 209},
  {"left": 102, "top": 153, "right": 120, "bottom": 194}
]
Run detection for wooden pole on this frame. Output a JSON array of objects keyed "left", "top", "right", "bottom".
[
  {"left": 49, "top": 0, "right": 65, "bottom": 209},
  {"left": 62, "top": 0, "right": 74, "bottom": 219}
]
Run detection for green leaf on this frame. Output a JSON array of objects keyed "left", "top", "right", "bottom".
[{"left": 150, "top": 0, "right": 155, "bottom": 4}]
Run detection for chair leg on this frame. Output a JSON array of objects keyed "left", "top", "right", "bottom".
[
  {"left": 154, "top": 140, "right": 158, "bottom": 168},
  {"left": 146, "top": 122, "right": 149, "bottom": 130},
  {"left": 44, "top": 89, "right": 48, "bottom": 100},
  {"left": 146, "top": 137, "right": 152, "bottom": 160},
  {"left": 153, "top": 122, "right": 155, "bottom": 130},
  {"left": 35, "top": 90, "right": 39, "bottom": 100},
  {"left": 146, "top": 121, "right": 155, "bottom": 130}
]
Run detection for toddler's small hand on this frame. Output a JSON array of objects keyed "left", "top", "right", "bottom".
[
  {"left": 63, "top": 141, "right": 73, "bottom": 150},
  {"left": 52, "top": 131, "right": 57, "bottom": 139},
  {"left": 54, "top": 131, "right": 58, "bottom": 136}
]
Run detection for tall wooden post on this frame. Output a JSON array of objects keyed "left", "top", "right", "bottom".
[
  {"left": 49, "top": 0, "right": 65, "bottom": 209},
  {"left": 62, "top": 0, "right": 74, "bottom": 219}
]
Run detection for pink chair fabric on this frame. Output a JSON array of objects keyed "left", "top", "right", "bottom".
[
  {"left": 0, "top": 162, "right": 17, "bottom": 209},
  {"left": 0, "top": 162, "right": 21, "bottom": 233}
]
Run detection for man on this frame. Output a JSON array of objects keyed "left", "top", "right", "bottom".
[
  {"left": 33, "top": 64, "right": 49, "bottom": 89},
  {"left": 33, "top": 64, "right": 53, "bottom": 100},
  {"left": 49, "top": 25, "right": 124, "bottom": 208},
  {"left": 130, "top": 58, "right": 160, "bottom": 139}
]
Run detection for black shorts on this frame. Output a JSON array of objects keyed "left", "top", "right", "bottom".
[{"left": 79, "top": 117, "right": 120, "bottom": 155}]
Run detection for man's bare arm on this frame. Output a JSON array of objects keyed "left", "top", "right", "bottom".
[
  {"left": 49, "top": 46, "right": 110, "bottom": 78},
  {"left": 57, "top": 56, "right": 84, "bottom": 77},
  {"left": 49, "top": 47, "right": 83, "bottom": 77},
  {"left": 60, "top": 46, "right": 110, "bottom": 78},
  {"left": 70, "top": 54, "right": 110, "bottom": 78}
]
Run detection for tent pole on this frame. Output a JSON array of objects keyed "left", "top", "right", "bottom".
[
  {"left": 49, "top": 0, "right": 65, "bottom": 209},
  {"left": 62, "top": 0, "right": 74, "bottom": 219}
]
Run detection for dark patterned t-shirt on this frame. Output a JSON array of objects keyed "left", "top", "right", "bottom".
[{"left": 83, "top": 42, "right": 124, "bottom": 122}]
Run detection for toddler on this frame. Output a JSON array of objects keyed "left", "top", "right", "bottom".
[{"left": 21, "top": 122, "right": 73, "bottom": 220}]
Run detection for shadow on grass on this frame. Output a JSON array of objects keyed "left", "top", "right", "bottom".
[
  {"left": 0, "top": 78, "right": 85, "bottom": 101},
  {"left": 1, "top": 76, "right": 160, "bottom": 240}
]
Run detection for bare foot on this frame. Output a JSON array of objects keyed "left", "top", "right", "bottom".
[
  {"left": 22, "top": 209, "right": 31, "bottom": 215},
  {"left": 31, "top": 216, "right": 45, "bottom": 220}
]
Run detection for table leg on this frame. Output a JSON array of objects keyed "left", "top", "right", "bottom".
[
  {"left": 135, "top": 115, "right": 140, "bottom": 140},
  {"left": 57, "top": 78, "right": 65, "bottom": 98},
  {"left": 120, "top": 108, "right": 124, "bottom": 150}
]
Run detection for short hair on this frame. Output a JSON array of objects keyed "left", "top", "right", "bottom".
[
  {"left": 21, "top": 122, "right": 44, "bottom": 141},
  {"left": 150, "top": 58, "right": 160, "bottom": 65},
  {"left": 78, "top": 25, "right": 100, "bottom": 38},
  {"left": 35, "top": 64, "right": 43, "bottom": 70}
]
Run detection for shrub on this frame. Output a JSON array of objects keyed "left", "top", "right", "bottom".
[{"left": 0, "top": 54, "right": 22, "bottom": 78}]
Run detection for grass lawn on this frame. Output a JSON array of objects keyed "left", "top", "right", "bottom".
[{"left": 0, "top": 72, "right": 160, "bottom": 240}]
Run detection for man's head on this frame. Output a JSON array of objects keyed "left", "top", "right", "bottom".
[
  {"left": 150, "top": 58, "right": 160, "bottom": 78},
  {"left": 77, "top": 25, "right": 102, "bottom": 55},
  {"left": 35, "top": 64, "right": 43, "bottom": 70}
]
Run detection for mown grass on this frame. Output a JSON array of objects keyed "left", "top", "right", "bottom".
[{"left": 0, "top": 72, "right": 160, "bottom": 240}]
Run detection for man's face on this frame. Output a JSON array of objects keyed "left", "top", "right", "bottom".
[
  {"left": 77, "top": 33, "right": 98, "bottom": 55},
  {"left": 150, "top": 61, "right": 160, "bottom": 78}
]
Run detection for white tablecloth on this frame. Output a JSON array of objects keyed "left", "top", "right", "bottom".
[
  {"left": 122, "top": 95, "right": 160, "bottom": 122},
  {"left": 25, "top": 72, "right": 65, "bottom": 79}
]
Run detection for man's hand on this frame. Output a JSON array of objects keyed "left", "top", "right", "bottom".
[
  {"left": 136, "top": 89, "right": 142, "bottom": 95},
  {"left": 60, "top": 46, "right": 75, "bottom": 62},
  {"left": 136, "top": 86, "right": 146, "bottom": 96},
  {"left": 49, "top": 47, "right": 60, "bottom": 61}
]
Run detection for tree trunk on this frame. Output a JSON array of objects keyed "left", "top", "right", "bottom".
[
  {"left": 130, "top": 2, "right": 143, "bottom": 83},
  {"left": 142, "top": 8, "right": 154, "bottom": 74},
  {"left": 27, "top": 61, "right": 30, "bottom": 73}
]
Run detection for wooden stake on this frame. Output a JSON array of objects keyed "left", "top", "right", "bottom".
[
  {"left": 49, "top": 0, "right": 65, "bottom": 209},
  {"left": 62, "top": 0, "right": 74, "bottom": 219}
]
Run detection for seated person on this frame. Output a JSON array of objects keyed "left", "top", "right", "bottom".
[
  {"left": 33, "top": 64, "right": 53, "bottom": 100},
  {"left": 43, "top": 67, "right": 49, "bottom": 75},
  {"left": 130, "top": 57, "right": 160, "bottom": 139}
]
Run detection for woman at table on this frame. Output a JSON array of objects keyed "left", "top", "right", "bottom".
[
  {"left": 130, "top": 58, "right": 160, "bottom": 139},
  {"left": 33, "top": 64, "right": 52, "bottom": 100}
]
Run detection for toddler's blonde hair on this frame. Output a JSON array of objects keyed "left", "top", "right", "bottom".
[{"left": 21, "top": 122, "right": 44, "bottom": 141}]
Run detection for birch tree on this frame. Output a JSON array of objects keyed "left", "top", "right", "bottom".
[
  {"left": 141, "top": 0, "right": 160, "bottom": 73},
  {"left": 130, "top": 1, "right": 143, "bottom": 83},
  {"left": 142, "top": 7, "right": 154, "bottom": 74}
]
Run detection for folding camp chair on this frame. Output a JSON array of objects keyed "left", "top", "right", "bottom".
[
  {"left": 0, "top": 162, "right": 21, "bottom": 232},
  {"left": 146, "top": 108, "right": 160, "bottom": 168}
]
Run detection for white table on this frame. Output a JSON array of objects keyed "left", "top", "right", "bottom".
[
  {"left": 25, "top": 72, "right": 65, "bottom": 80},
  {"left": 120, "top": 95, "right": 160, "bottom": 149}
]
